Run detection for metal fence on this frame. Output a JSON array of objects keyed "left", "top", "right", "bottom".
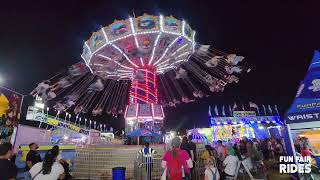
[
  {"left": 134, "top": 154, "right": 163, "bottom": 180},
  {"left": 72, "top": 143, "right": 206, "bottom": 179},
  {"left": 133, "top": 145, "right": 206, "bottom": 180},
  {"left": 73, "top": 145, "right": 166, "bottom": 179}
]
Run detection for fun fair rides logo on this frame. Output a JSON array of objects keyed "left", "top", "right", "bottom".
[{"left": 279, "top": 156, "right": 312, "bottom": 174}]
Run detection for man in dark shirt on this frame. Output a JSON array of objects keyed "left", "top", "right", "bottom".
[
  {"left": 25, "top": 143, "right": 41, "bottom": 171},
  {"left": 0, "top": 142, "right": 17, "bottom": 180},
  {"left": 180, "top": 136, "right": 190, "bottom": 154}
]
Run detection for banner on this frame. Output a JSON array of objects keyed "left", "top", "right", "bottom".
[
  {"left": 286, "top": 50, "right": 320, "bottom": 124},
  {"left": 47, "top": 118, "right": 89, "bottom": 135},
  {"left": 210, "top": 115, "right": 281, "bottom": 126},
  {"left": 26, "top": 107, "right": 89, "bottom": 135},
  {"left": 233, "top": 111, "right": 256, "bottom": 117}
]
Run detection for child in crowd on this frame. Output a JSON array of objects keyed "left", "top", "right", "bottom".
[{"left": 205, "top": 156, "right": 220, "bottom": 180}]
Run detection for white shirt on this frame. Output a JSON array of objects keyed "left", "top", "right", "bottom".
[
  {"left": 205, "top": 166, "right": 220, "bottom": 180},
  {"left": 30, "top": 162, "right": 64, "bottom": 180},
  {"left": 223, "top": 155, "right": 239, "bottom": 176}
]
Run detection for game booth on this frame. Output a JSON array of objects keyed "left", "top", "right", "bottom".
[
  {"left": 284, "top": 50, "right": 320, "bottom": 172},
  {"left": 187, "top": 128, "right": 209, "bottom": 144},
  {"left": 193, "top": 106, "right": 284, "bottom": 143}
]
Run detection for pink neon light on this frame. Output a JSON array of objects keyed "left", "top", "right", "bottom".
[
  {"left": 146, "top": 69, "right": 149, "bottom": 102},
  {"left": 137, "top": 116, "right": 153, "bottom": 119},
  {"left": 151, "top": 103, "right": 155, "bottom": 117},
  {"left": 129, "top": 93, "right": 156, "bottom": 104},
  {"left": 160, "top": 105, "right": 164, "bottom": 117},
  {"left": 129, "top": 66, "right": 158, "bottom": 104},
  {"left": 135, "top": 104, "right": 139, "bottom": 118},
  {"left": 124, "top": 105, "right": 128, "bottom": 117},
  {"left": 129, "top": 95, "right": 150, "bottom": 104},
  {"left": 154, "top": 117, "right": 164, "bottom": 120},
  {"left": 129, "top": 88, "right": 157, "bottom": 98}
]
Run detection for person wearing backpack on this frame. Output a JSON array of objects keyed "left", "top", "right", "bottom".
[
  {"left": 205, "top": 156, "right": 220, "bottom": 180},
  {"left": 162, "top": 137, "right": 193, "bottom": 180}
]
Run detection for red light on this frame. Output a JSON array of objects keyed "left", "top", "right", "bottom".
[{"left": 129, "top": 66, "right": 157, "bottom": 104}]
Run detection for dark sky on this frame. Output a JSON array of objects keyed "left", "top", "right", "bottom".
[{"left": 1, "top": 0, "right": 319, "bottom": 131}]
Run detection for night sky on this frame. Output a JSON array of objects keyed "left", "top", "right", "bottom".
[{"left": 0, "top": 0, "right": 319, "bottom": 132}]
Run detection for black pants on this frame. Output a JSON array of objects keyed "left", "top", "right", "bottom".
[
  {"left": 190, "top": 162, "right": 196, "bottom": 179},
  {"left": 221, "top": 171, "right": 234, "bottom": 180},
  {"left": 145, "top": 163, "right": 153, "bottom": 180},
  {"left": 184, "top": 173, "right": 191, "bottom": 180}
]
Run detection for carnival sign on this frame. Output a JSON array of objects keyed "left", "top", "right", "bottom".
[
  {"left": 26, "top": 107, "right": 90, "bottom": 135},
  {"left": 34, "top": 112, "right": 47, "bottom": 123},
  {"left": 26, "top": 107, "right": 46, "bottom": 122},
  {"left": 47, "top": 118, "right": 89, "bottom": 135},
  {"left": 233, "top": 111, "right": 256, "bottom": 117}
]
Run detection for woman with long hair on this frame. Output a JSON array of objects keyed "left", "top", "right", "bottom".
[
  {"left": 162, "top": 137, "right": 193, "bottom": 180},
  {"left": 29, "top": 148, "right": 65, "bottom": 180},
  {"left": 202, "top": 145, "right": 215, "bottom": 161}
]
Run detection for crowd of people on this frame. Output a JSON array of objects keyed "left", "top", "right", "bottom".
[
  {"left": 200, "top": 137, "right": 286, "bottom": 179},
  {"left": 153, "top": 136, "right": 287, "bottom": 180},
  {"left": 0, "top": 115, "right": 14, "bottom": 143},
  {"left": 1, "top": 136, "right": 288, "bottom": 180},
  {"left": 0, "top": 142, "right": 71, "bottom": 180},
  {"left": 294, "top": 136, "right": 315, "bottom": 157}
]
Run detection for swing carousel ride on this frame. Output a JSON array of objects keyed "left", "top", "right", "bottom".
[{"left": 31, "top": 14, "right": 250, "bottom": 133}]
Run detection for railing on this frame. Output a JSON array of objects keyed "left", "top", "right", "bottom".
[
  {"left": 73, "top": 144, "right": 270, "bottom": 180},
  {"left": 73, "top": 145, "right": 166, "bottom": 179},
  {"left": 133, "top": 153, "right": 205, "bottom": 180},
  {"left": 134, "top": 154, "right": 163, "bottom": 180}
]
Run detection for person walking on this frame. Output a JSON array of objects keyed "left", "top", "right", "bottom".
[
  {"left": 162, "top": 137, "right": 193, "bottom": 180},
  {"left": 187, "top": 135, "right": 196, "bottom": 178},
  {"left": 180, "top": 136, "right": 189, "bottom": 152},
  {"left": 138, "top": 142, "right": 157, "bottom": 180},
  {"left": 216, "top": 140, "right": 225, "bottom": 169},
  {"left": 221, "top": 147, "right": 239, "bottom": 180},
  {"left": 0, "top": 142, "right": 17, "bottom": 180},
  {"left": 29, "top": 148, "right": 65, "bottom": 180},
  {"left": 274, "top": 139, "right": 284, "bottom": 160}
]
